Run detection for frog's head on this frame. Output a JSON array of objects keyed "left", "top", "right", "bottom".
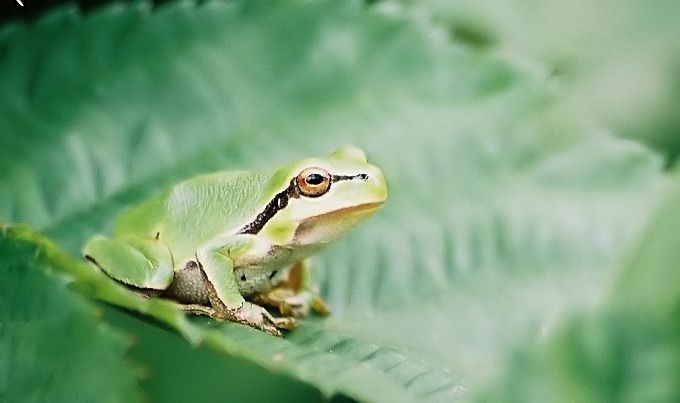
[{"left": 254, "top": 146, "right": 387, "bottom": 249}]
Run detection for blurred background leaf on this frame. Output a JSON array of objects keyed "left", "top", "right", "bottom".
[
  {"left": 1, "top": 0, "right": 678, "bottom": 401},
  {"left": 476, "top": 180, "right": 680, "bottom": 402},
  {"left": 408, "top": 0, "right": 680, "bottom": 162}
]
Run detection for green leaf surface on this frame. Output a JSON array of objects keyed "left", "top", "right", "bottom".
[
  {"left": 475, "top": 179, "right": 680, "bottom": 402},
  {"left": 1, "top": 0, "right": 676, "bottom": 401},
  {"left": 0, "top": 232, "right": 142, "bottom": 402}
]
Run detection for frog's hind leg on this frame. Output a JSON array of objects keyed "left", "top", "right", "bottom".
[
  {"left": 177, "top": 303, "right": 218, "bottom": 317},
  {"left": 249, "top": 261, "right": 330, "bottom": 317},
  {"left": 163, "top": 260, "right": 296, "bottom": 334},
  {"left": 83, "top": 235, "right": 174, "bottom": 291}
]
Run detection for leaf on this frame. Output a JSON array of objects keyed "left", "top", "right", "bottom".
[
  {"left": 409, "top": 0, "right": 680, "bottom": 157},
  {"left": 0, "top": 230, "right": 142, "bottom": 402},
  {"left": 5, "top": 224, "right": 453, "bottom": 401},
  {"left": 474, "top": 179, "right": 680, "bottom": 402},
  {"left": 0, "top": 0, "right": 674, "bottom": 401}
]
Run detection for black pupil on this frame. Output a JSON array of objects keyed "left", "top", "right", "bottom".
[{"left": 306, "top": 173, "right": 325, "bottom": 185}]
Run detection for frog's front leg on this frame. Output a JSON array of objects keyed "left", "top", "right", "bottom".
[
  {"left": 249, "top": 260, "right": 330, "bottom": 317},
  {"left": 194, "top": 235, "right": 296, "bottom": 336}
]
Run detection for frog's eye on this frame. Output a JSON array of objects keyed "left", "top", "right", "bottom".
[{"left": 296, "top": 167, "right": 331, "bottom": 197}]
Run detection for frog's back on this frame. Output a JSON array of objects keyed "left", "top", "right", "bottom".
[{"left": 114, "top": 170, "right": 274, "bottom": 259}]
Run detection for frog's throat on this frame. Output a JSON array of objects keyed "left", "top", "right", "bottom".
[
  {"left": 237, "top": 173, "right": 368, "bottom": 235},
  {"left": 292, "top": 201, "right": 383, "bottom": 245}
]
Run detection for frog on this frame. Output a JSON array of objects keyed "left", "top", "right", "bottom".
[{"left": 83, "top": 146, "right": 386, "bottom": 336}]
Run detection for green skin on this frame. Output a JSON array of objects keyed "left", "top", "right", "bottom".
[{"left": 83, "top": 147, "right": 386, "bottom": 336}]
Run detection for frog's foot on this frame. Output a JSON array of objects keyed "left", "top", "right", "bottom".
[
  {"left": 179, "top": 303, "right": 218, "bottom": 318},
  {"left": 250, "top": 288, "right": 331, "bottom": 317},
  {"left": 179, "top": 302, "right": 296, "bottom": 337}
]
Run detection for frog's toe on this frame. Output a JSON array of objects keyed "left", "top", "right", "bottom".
[
  {"left": 234, "top": 302, "right": 295, "bottom": 336},
  {"left": 279, "top": 293, "right": 331, "bottom": 317},
  {"left": 257, "top": 306, "right": 296, "bottom": 334},
  {"left": 276, "top": 295, "right": 309, "bottom": 317},
  {"left": 179, "top": 303, "right": 220, "bottom": 318},
  {"left": 271, "top": 316, "right": 297, "bottom": 331},
  {"left": 250, "top": 290, "right": 325, "bottom": 317}
]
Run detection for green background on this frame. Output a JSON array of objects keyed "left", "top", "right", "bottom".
[{"left": 1, "top": 0, "right": 679, "bottom": 401}]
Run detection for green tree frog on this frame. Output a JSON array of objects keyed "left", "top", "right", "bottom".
[{"left": 83, "top": 147, "right": 386, "bottom": 336}]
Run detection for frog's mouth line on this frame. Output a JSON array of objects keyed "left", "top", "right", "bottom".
[{"left": 292, "top": 201, "right": 384, "bottom": 244}]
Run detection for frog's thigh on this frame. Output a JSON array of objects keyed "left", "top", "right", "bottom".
[
  {"left": 162, "top": 261, "right": 211, "bottom": 305},
  {"left": 84, "top": 235, "right": 174, "bottom": 290}
]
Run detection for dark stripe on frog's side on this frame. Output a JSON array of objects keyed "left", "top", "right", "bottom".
[
  {"left": 237, "top": 178, "right": 298, "bottom": 235},
  {"left": 237, "top": 173, "right": 368, "bottom": 235}
]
